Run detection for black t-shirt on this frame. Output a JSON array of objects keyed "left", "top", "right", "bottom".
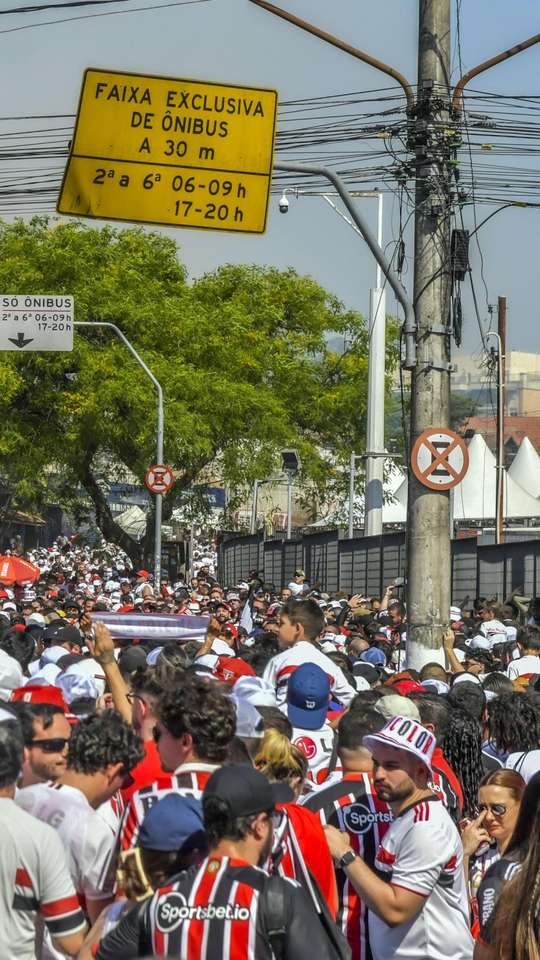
[{"left": 477, "top": 851, "right": 522, "bottom": 944}]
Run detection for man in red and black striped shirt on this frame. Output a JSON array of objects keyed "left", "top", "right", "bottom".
[
  {"left": 95, "top": 766, "right": 342, "bottom": 960},
  {"left": 119, "top": 675, "right": 236, "bottom": 850},
  {"left": 304, "top": 709, "right": 391, "bottom": 960}
]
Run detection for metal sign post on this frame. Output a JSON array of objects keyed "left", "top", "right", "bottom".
[{"left": 74, "top": 322, "right": 164, "bottom": 586}]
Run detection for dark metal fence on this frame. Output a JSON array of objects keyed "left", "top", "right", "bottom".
[{"left": 217, "top": 530, "right": 540, "bottom": 603}]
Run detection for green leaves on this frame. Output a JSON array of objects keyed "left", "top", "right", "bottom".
[{"left": 0, "top": 218, "right": 399, "bottom": 553}]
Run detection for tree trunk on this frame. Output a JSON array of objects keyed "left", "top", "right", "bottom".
[{"left": 78, "top": 455, "right": 143, "bottom": 568}]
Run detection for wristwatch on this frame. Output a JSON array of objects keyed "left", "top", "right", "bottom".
[{"left": 337, "top": 849, "right": 357, "bottom": 869}]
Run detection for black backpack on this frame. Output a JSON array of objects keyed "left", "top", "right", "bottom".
[{"left": 264, "top": 871, "right": 351, "bottom": 960}]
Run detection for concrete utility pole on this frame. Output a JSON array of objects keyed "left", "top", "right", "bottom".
[{"left": 405, "top": 0, "right": 453, "bottom": 670}]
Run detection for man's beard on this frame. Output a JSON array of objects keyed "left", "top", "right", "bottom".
[{"left": 374, "top": 780, "right": 414, "bottom": 804}]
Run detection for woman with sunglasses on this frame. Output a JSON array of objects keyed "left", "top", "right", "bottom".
[
  {"left": 474, "top": 772, "right": 540, "bottom": 960},
  {"left": 461, "top": 769, "right": 525, "bottom": 921}
]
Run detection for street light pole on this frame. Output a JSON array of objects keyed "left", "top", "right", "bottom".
[
  {"left": 348, "top": 451, "right": 357, "bottom": 539},
  {"left": 74, "top": 322, "right": 164, "bottom": 585},
  {"left": 365, "top": 192, "right": 386, "bottom": 536},
  {"left": 286, "top": 472, "right": 293, "bottom": 540},
  {"left": 487, "top": 330, "right": 505, "bottom": 544},
  {"left": 250, "top": 479, "right": 260, "bottom": 536}
]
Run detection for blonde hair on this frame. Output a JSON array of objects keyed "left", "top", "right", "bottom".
[{"left": 254, "top": 728, "right": 307, "bottom": 787}]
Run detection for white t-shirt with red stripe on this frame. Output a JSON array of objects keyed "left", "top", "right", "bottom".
[
  {"left": 369, "top": 795, "right": 473, "bottom": 960},
  {"left": 16, "top": 782, "right": 116, "bottom": 905},
  {"left": 0, "top": 797, "right": 86, "bottom": 960},
  {"left": 263, "top": 640, "right": 356, "bottom": 707}
]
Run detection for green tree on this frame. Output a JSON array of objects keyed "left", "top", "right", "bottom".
[{"left": 0, "top": 218, "right": 399, "bottom": 563}]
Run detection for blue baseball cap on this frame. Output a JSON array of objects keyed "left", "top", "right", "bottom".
[
  {"left": 286, "top": 663, "right": 330, "bottom": 730},
  {"left": 139, "top": 794, "right": 206, "bottom": 853},
  {"left": 360, "top": 647, "right": 387, "bottom": 667}
]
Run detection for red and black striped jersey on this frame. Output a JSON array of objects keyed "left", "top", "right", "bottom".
[
  {"left": 304, "top": 772, "right": 392, "bottom": 960},
  {"left": 119, "top": 763, "right": 218, "bottom": 850},
  {"left": 430, "top": 750, "right": 463, "bottom": 825},
  {"left": 123, "top": 857, "right": 336, "bottom": 960}
]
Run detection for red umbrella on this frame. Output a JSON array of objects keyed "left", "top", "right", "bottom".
[{"left": 0, "top": 555, "right": 41, "bottom": 586}]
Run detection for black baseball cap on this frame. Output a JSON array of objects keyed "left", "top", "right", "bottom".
[
  {"left": 43, "top": 623, "right": 83, "bottom": 646},
  {"left": 203, "top": 765, "right": 292, "bottom": 818}
]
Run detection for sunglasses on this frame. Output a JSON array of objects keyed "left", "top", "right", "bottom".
[
  {"left": 478, "top": 802, "right": 508, "bottom": 816},
  {"left": 30, "top": 737, "right": 70, "bottom": 753}
]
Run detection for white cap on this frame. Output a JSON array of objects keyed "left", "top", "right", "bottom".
[
  {"left": 211, "top": 638, "right": 234, "bottom": 656},
  {"left": 468, "top": 635, "right": 491, "bottom": 651},
  {"left": 375, "top": 694, "right": 421, "bottom": 723},
  {"left": 0, "top": 649, "right": 23, "bottom": 698},
  {"left": 64, "top": 658, "right": 106, "bottom": 697},
  {"left": 363, "top": 715, "right": 436, "bottom": 772},
  {"left": 40, "top": 646, "right": 68, "bottom": 667},
  {"left": 57, "top": 673, "right": 99, "bottom": 704},
  {"left": 452, "top": 672, "right": 482, "bottom": 686}
]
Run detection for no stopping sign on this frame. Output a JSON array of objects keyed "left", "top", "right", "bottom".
[
  {"left": 411, "top": 429, "right": 469, "bottom": 491},
  {"left": 145, "top": 464, "right": 174, "bottom": 495}
]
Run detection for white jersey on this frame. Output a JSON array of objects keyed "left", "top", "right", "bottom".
[
  {"left": 507, "top": 654, "right": 540, "bottom": 680},
  {"left": 369, "top": 796, "right": 473, "bottom": 960},
  {"left": 16, "top": 782, "right": 116, "bottom": 906},
  {"left": 479, "top": 619, "right": 508, "bottom": 647},
  {"left": 263, "top": 640, "right": 356, "bottom": 707},
  {"left": 0, "top": 797, "right": 85, "bottom": 960},
  {"left": 290, "top": 721, "right": 337, "bottom": 786}
]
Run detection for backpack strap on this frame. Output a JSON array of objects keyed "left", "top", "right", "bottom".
[
  {"left": 264, "top": 874, "right": 288, "bottom": 960},
  {"left": 326, "top": 728, "right": 339, "bottom": 777}
]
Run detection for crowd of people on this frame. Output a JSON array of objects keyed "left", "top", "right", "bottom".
[{"left": 1, "top": 538, "right": 540, "bottom": 958}]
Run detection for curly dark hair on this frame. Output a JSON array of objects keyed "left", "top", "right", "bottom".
[
  {"left": 156, "top": 675, "right": 236, "bottom": 763},
  {"left": 67, "top": 710, "right": 144, "bottom": 775},
  {"left": 488, "top": 692, "right": 540, "bottom": 754},
  {"left": 0, "top": 722, "right": 24, "bottom": 787},
  {"left": 441, "top": 708, "right": 483, "bottom": 819}
]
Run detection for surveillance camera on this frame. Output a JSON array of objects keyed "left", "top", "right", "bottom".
[{"left": 278, "top": 194, "right": 289, "bottom": 214}]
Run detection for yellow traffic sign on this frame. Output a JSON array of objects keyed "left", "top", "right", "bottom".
[{"left": 58, "top": 68, "right": 278, "bottom": 234}]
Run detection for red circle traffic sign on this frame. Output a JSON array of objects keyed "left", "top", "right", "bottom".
[
  {"left": 145, "top": 464, "right": 174, "bottom": 495},
  {"left": 411, "top": 428, "right": 469, "bottom": 491}
]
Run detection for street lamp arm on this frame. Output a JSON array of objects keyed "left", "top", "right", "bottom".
[
  {"left": 247, "top": 0, "right": 415, "bottom": 113},
  {"left": 452, "top": 31, "right": 540, "bottom": 115},
  {"left": 274, "top": 161, "right": 416, "bottom": 368},
  {"left": 75, "top": 321, "right": 163, "bottom": 459}
]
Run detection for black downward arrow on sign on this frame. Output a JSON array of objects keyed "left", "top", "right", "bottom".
[{"left": 8, "top": 332, "right": 34, "bottom": 348}]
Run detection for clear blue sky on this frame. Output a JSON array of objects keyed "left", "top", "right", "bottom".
[{"left": 3, "top": 0, "right": 540, "bottom": 355}]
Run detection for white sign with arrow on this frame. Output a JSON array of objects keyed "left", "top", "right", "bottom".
[{"left": 0, "top": 296, "right": 74, "bottom": 351}]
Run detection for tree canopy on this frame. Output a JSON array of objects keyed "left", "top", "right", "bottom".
[{"left": 0, "top": 217, "right": 399, "bottom": 563}]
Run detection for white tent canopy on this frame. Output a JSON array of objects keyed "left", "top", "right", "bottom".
[
  {"left": 379, "top": 434, "right": 540, "bottom": 524},
  {"left": 508, "top": 436, "right": 540, "bottom": 499},
  {"left": 450, "top": 433, "right": 540, "bottom": 521}
]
